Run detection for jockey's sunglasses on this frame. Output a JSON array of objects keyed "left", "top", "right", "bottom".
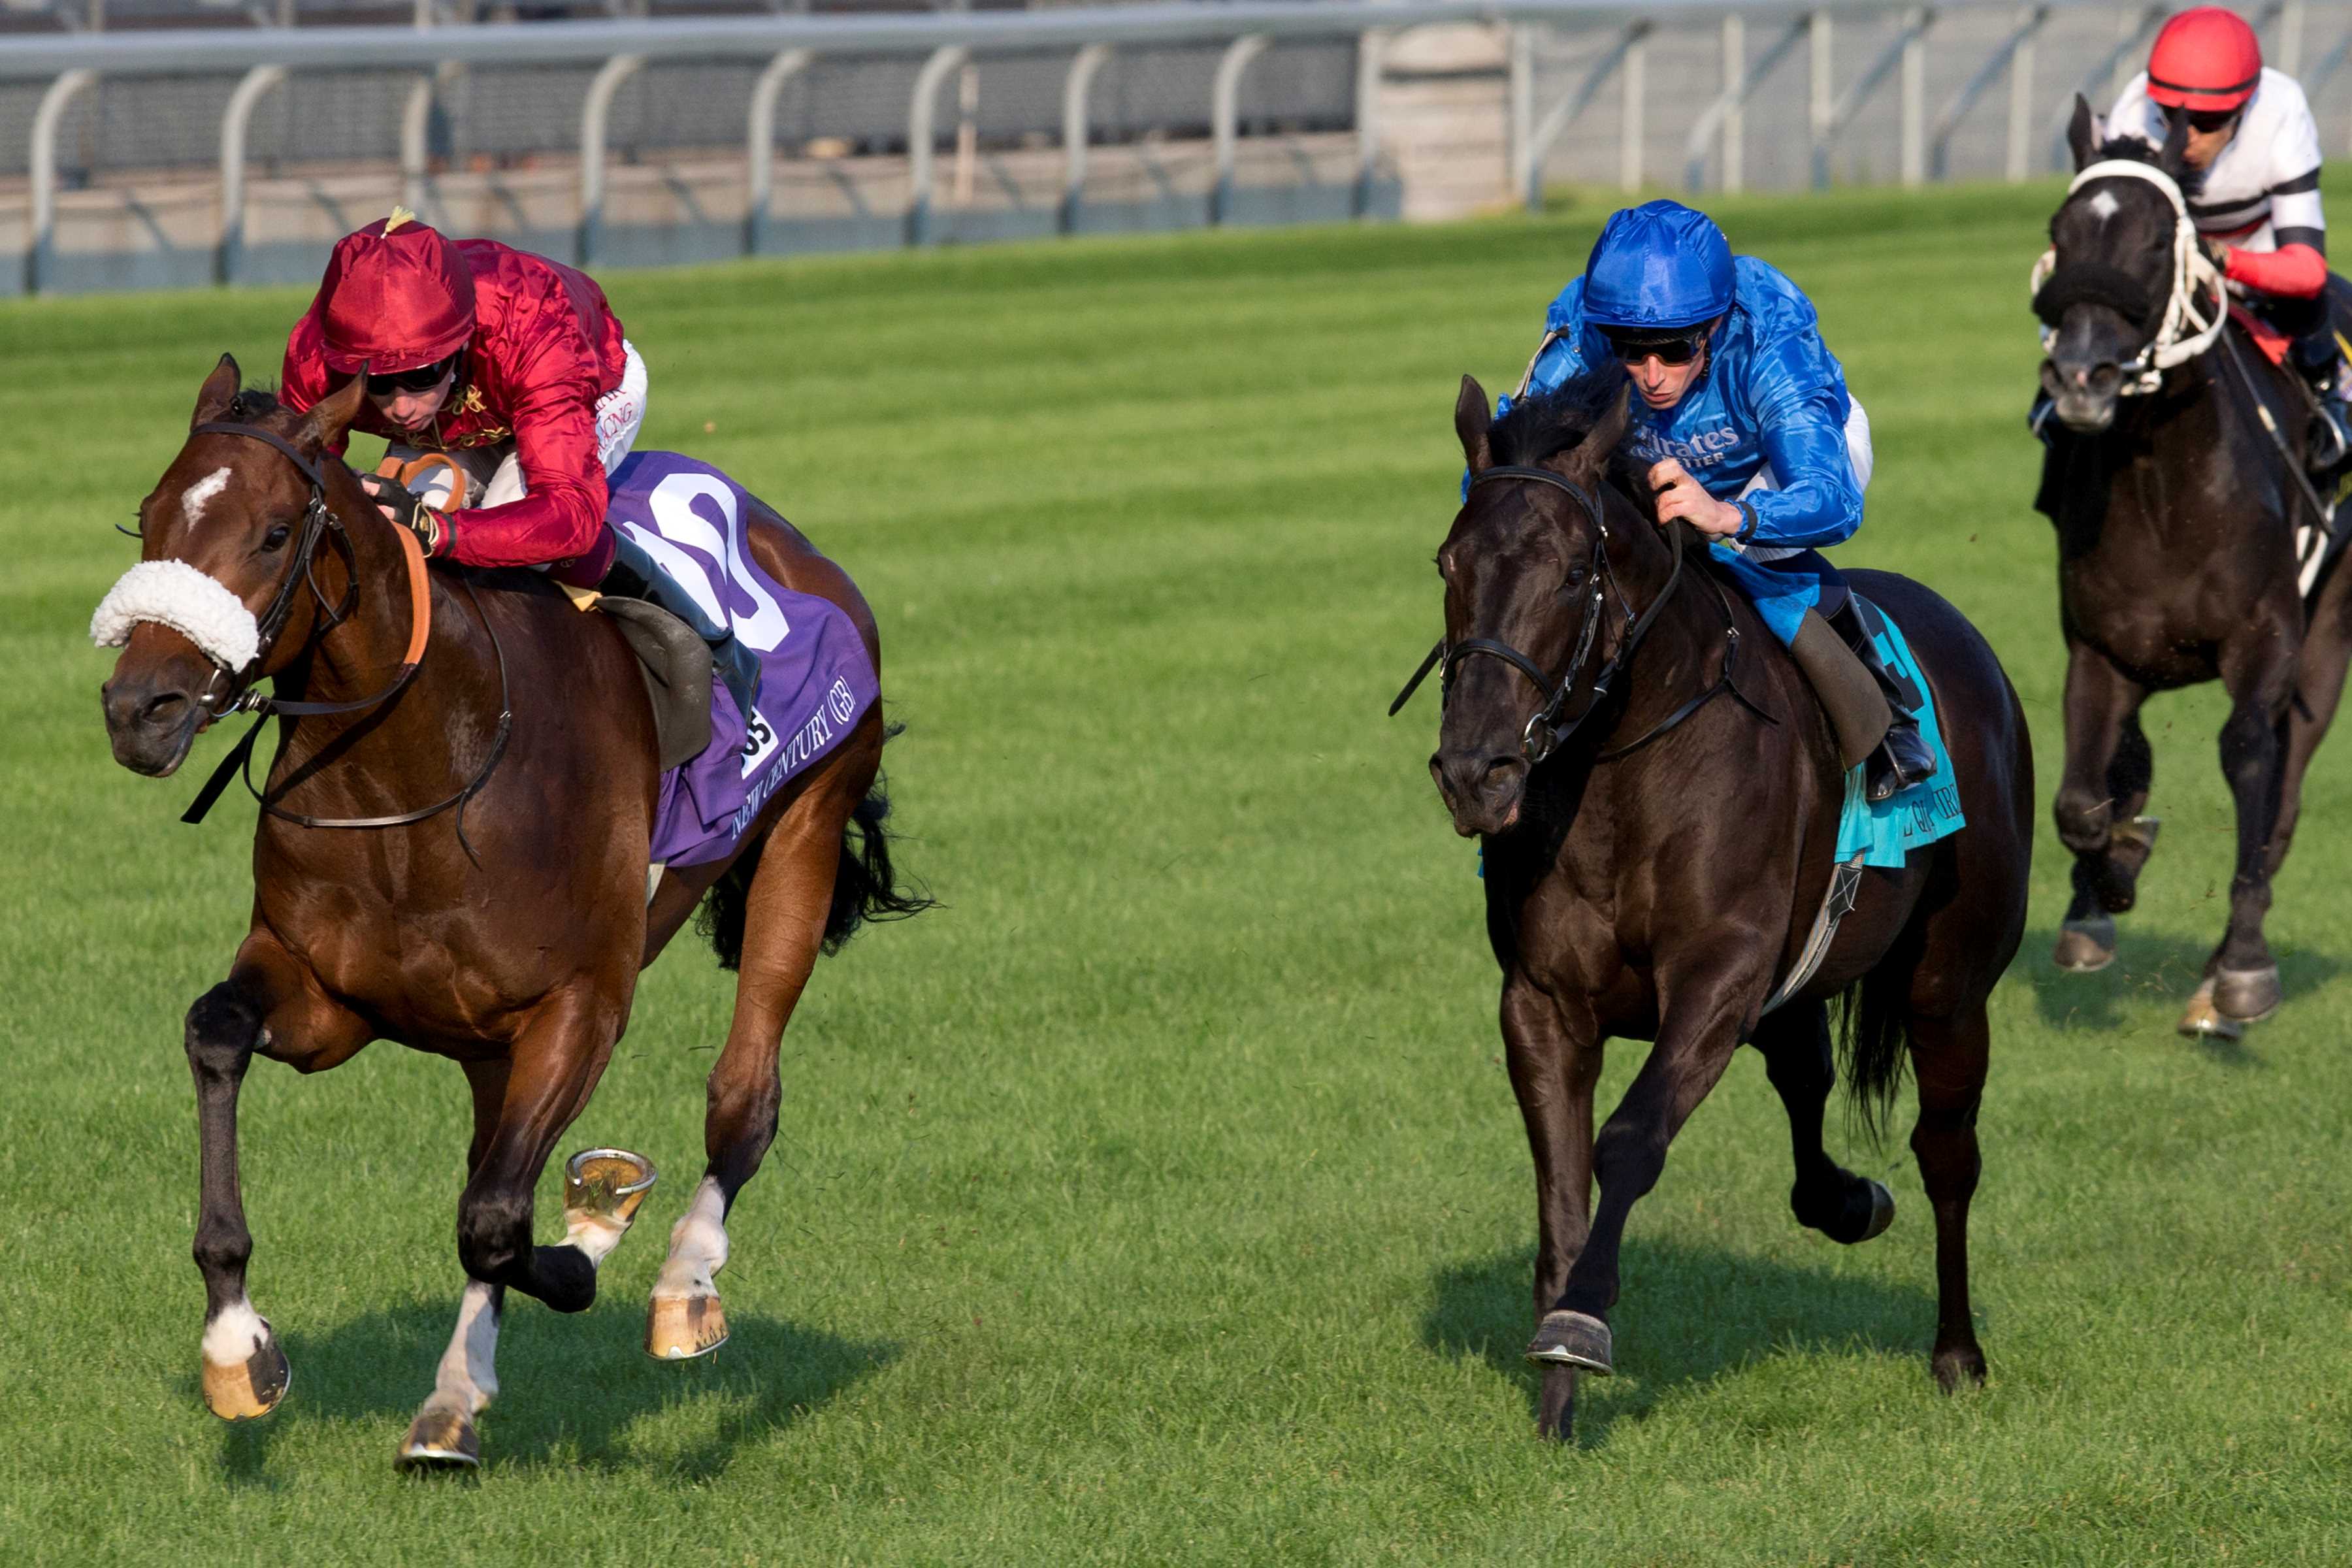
[
  {"left": 363, "top": 353, "right": 459, "bottom": 396},
  {"left": 1599, "top": 329, "right": 1707, "bottom": 367},
  {"left": 2166, "top": 105, "right": 2242, "bottom": 135}
]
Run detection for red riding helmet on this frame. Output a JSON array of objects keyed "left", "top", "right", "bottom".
[
  {"left": 2146, "top": 7, "right": 2263, "bottom": 114},
  {"left": 314, "top": 208, "right": 476, "bottom": 374}
]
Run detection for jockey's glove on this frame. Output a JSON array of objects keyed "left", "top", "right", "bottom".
[{"left": 360, "top": 473, "right": 453, "bottom": 558}]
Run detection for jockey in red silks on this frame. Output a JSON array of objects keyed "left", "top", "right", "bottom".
[
  {"left": 280, "top": 210, "right": 759, "bottom": 715},
  {"left": 2108, "top": 5, "right": 2351, "bottom": 466}
]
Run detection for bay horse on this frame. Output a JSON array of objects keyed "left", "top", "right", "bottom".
[
  {"left": 1416, "top": 366, "right": 2032, "bottom": 1441},
  {"left": 96, "top": 357, "right": 923, "bottom": 1468},
  {"left": 2036, "top": 99, "right": 2352, "bottom": 1037}
]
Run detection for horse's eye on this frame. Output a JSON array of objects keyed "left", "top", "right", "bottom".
[
  {"left": 261, "top": 524, "right": 291, "bottom": 553},
  {"left": 1562, "top": 562, "right": 1590, "bottom": 591}
]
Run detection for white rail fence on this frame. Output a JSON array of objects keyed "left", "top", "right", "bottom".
[{"left": 7, "top": 0, "right": 2352, "bottom": 296}]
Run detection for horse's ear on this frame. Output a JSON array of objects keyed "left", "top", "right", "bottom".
[
  {"left": 296, "top": 367, "right": 368, "bottom": 455},
  {"left": 2066, "top": 95, "right": 2101, "bottom": 171},
  {"left": 1455, "top": 375, "right": 1494, "bottom": 472},
  {"left": 2156, "top": 107, "right": 2191, "bottom": 181},
  {"left": 191, "top": 353, "right": 240, "bottom": 429},
  {"left": 1573, "top": 383, "right": 1635, "bottom": 480}
]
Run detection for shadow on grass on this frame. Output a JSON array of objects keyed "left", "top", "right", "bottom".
[
  {"left": 208, "top": 1296, "right": 894, "bottom": 1484},
  {"left": 1423, "top": 1239, "right": 1940, "bottom": 1447},
  {"left": 2019, "top": 923, "right": 2341, "bottom": 1065}
]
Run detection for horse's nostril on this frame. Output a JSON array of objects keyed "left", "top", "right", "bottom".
[{"left": 139, "top": 691, "right": 187, "bottom": 726}]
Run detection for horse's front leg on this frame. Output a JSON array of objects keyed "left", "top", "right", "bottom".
[
  {"left": 2204, "top": 629, "right": 2300, "bottom": 1024},
  {"left": 1499, "top": 973, "right": 1601, "bottom": 1438},
  {"left": 649, "top": 790, "right": 848, "bottom": 1361},
  {"left": 2051, "top": 644, "right": 2153, "bottom": 972},
  {"left": 399, "top": 1060, "right": 519, "bottom": 1471},
  {"left": 186, "top": 933, "right": 370, "bottom": 1420},
  {"left": 1527, "top": 958, "right": 1755, "bottom": 1441},
  {"left": 1752, "top": 1000, "right": 1893, "bottom": 1245}
]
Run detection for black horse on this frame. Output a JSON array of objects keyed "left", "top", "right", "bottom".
[
  {"left": 1418, "top": 366, "right": 2033, "bottom": 1441},
  {"left": 2036, "top": 99, "right": 2352, "bottom": 1037}
]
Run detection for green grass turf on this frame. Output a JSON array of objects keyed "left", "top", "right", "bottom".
[{"left": 8, "top": 180, "right": 2352, "bottom": 1565}]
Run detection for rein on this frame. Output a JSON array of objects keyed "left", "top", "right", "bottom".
[
  {"left": 1389, "top": 464, "right": 1769, "bottom": 765},
  {"left": 176, "top": 420, "right": 512, "bottom": 843},
  {"left": 2030, "top": 158, "right": 2227, "bottom": 396}
]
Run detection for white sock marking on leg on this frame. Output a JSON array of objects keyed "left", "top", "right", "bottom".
[
  {"left": 201, "top": 1298, "right": 268, "bottom": 1365},
  {"left": 431, "top": 1279, "right": 501, "bottom": 1413},
  {"left": 655, "top": 1177, "right": 729, "bottom": 1297}
]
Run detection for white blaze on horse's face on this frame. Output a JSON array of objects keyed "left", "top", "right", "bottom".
[
  {"left": 181, "top": 466, "right": 232, "bottom": 527},
  {"left": 2087, "top": 191, "right": 2120, "bottom": 224}
]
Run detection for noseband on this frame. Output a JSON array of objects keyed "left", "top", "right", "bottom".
[
  {"left": 174, "top": 420, "right": 510, "bottom": 841},
  {"left": 1392, "top": 464, "right": 1763, "bottom": 765}
]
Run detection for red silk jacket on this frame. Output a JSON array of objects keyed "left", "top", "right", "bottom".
[{"left": 282, "top": 239, "right": 629, "bottom": 569}]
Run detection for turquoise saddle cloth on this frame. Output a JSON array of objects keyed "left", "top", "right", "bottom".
[{"left": 1835, "top": 604, "right": 1965, "bottom": 868}]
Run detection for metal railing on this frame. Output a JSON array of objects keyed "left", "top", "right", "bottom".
[{"left": 12, "top": 0, "right": 2352, "bottom": 296}]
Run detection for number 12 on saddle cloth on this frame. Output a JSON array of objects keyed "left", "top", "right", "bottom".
[{"left": 599, "top": 451, "right": 877, "bottom": 870}]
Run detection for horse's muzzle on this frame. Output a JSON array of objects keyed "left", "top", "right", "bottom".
[
  {"left": 101, "top": 670, "right": 203, "bottom": 777},
  {"left": 2042, "top": 356, "right": 2121, "bottom": 433},
  {"left": 1431, "top": 748, "right": 1526, "bottom": 837}
]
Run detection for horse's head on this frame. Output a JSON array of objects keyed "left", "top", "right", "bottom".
[
  {"left": 2038, "top": 95, "right": 2197, "bottom": 432},
  {"left": 97, "top": 355, "right": 367, "bottom": 776},
  {"left": 1429, "top": 367, "right": 1635, "bottom": 837}
]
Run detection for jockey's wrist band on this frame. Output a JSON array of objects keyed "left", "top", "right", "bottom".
[{"left": 1733, "top": 499, "right": 1760, "bottom": 542}]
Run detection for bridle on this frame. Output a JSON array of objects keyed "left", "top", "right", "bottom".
[
  {"left": 2030, "top": 157, "right": 2227, "bottom": 397},
  {"left": 175, "top": 419, "right": 512, "bottom": 842},
  {"left": 1390, "top": 463, "right": 1769, "bottom": 764}
]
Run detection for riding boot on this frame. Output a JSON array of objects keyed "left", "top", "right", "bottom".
[
  {"left": 1827, "top": 599, "right": 1937, "bottom": 804},
  {"left": 600, "top": 532, "right": 762, "bottom": 720},
  {"left": 2290, "top": 326, "right": 2352, "bottom": 474}
]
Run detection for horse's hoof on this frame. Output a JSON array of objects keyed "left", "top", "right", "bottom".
[
  {"left": 2213, "top": 964, "right": 2283, "bottom": 1024},
  {"left": 396, "top": 1405, "right": 480, "bottom": 1471},
  {"left": 1931, "top": 1342, "right": 1988, "bottom": 1392},
  {"left": 564, "top": 1148, "right": 658, "bottom": 1232},
  {"left": 2177, "top": 979, "right": 2245, "bottom": 1042},
  {"left": 2051, "top": 915, "right": 2117, "bottom": 973},
  {"left": 647, "top": 1290, "right": 729, "bottom": 1360},
  {"left": 201, "top": 1326, "right": 289, "bottom": 1421},
  {"left": 1526, "top": 1310, "right": 1612, "bottom": 1376},
  {"left": 1852, "top": 1179, "right": 1896, "bottom": 1243}
]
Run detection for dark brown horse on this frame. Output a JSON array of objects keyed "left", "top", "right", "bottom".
[
  {"left": 2036, "top": 101, "right": 2352, "bottom": 1037},
  {"left": 97, "top": 358, "right": 923, "bottom": 1467},
  {"left": 1418, "top": 367, "right": 2032, "bottom": 1441}
]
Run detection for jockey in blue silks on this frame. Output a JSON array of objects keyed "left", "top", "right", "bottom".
[{"left": 1499, "top": 199, "right": 1935, "bottom": 803}]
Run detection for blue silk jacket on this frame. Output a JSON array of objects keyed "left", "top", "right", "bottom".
[{"left": 1501, "top": 255, "right": 1862, "bottom": 549}]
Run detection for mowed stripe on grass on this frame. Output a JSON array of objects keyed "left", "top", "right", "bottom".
[{"left": 7, "top": 183, "right": 2352, "bottom": 1565}]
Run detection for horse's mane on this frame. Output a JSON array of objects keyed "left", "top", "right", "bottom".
[
  {"left": 1485, "top": 363, "right": 1650, "bottom": 505},
  {"left": 2083, "top": 130, "right": 2206, "bottom": 198}
]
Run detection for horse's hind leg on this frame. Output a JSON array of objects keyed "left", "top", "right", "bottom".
[
  {"left": 649, "top": 779, "right": 858, "bottom": 1360},
  {"left": 1903, "top": 1004, "right": 1990, "bottom": 1390},
  {"left": 1751, "top": 1002, "right": 1893, "bottom": 1245},
  {"left": 2053, "top": 649, "right": 2154, "bottom": 971},
  {"left": 186, "top": 934, "right": 369, "bottom": 1420}
]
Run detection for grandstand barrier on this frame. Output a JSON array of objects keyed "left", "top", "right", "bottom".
[{"left": 4, "top": 0, "right": 2349, "bottom": 296}]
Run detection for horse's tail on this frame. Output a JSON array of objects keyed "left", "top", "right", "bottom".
[
  {"left": 697, "top": 761, "right": 932, "bottom": 973},
  {"left": 1835, "top": 964, "right": 1911, "bottom": 1141},
  {"left": 820, "top": 776, "right": 933, "bottom": 954}
]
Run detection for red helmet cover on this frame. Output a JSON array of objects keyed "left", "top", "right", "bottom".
[
  {"left": 2146, "top": 7, "right": 2264, "bottom": 112},
  {"left": 315, "top": 211, "right": 476, "bottom": 375}
]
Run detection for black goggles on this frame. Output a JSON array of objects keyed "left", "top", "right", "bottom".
[
  {"left": 1599, "top": 329, "right": 1707, "bottom": 367},
  {"left": 2166, "top": 105, "right": 2241, "bottom": 135},
  {"left": 363, "top": 353, "right": 459, "bottom": 396}
]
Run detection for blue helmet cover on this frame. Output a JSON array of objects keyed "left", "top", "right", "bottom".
[{"left": 1581, "top": 200, "right": 1736, "bottom": 331}]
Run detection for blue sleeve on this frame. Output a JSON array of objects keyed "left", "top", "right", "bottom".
[{"left": 1737, "top": 310, "right": 1861, "bottom": 548}]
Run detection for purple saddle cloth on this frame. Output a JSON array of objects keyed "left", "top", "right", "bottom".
[{"left": 603, "top": 451, "right": 878, "bottom": 869}]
